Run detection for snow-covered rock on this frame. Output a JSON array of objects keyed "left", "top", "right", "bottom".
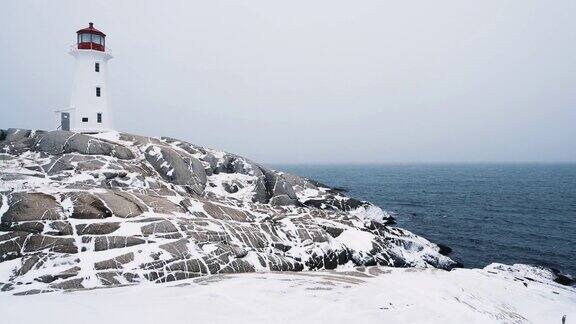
[{"left": 1, "top": 128, "right": 457, "bottom": 294}]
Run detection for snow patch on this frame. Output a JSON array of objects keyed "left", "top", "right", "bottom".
[
  {"left": 350, "top": 204, "right": 391, "bottom": 222},
  {"left": 0, "top": 194, "right": 9, "bottom": 219},
  {"left": 336, "top": 229, "right": 375, "bottom": 252}
]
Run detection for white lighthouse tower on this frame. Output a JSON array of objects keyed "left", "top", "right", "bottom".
[{"left": 55, "top": 22, "right": 113, "bottom": 133}]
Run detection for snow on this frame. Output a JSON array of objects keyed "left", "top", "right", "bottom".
[
  {"left": 294, "top": 187, "right": 323, "bottom": 201},
  {"left": 0, "top": 258, "right": 20, "bottom": 281},
  {"left": 205, "top": 172, "right": 259, "bottom": 201},
  {"left": 350, "top": 204, "right": 391, "bottom": 222},
  {"left": 484, "top": 263, "right": 563, "bottom": 282},
  {"left": 201, "top": 243, "right": 219, "bottom": 254},
  {"left": 335, "top": 229, "right": 374, "bottom": 252},
  {"left": 183, "top": 199, "right": 206, "bottom": 213},
  {"left": 89, "top": 131, "right": 133, "bottom": 147},
  {"left": 0, "top": 266, "right": 573, "bottom": 324},
  {"left": 0, "top": 194, "right": 8, "bottom": 218},
  {"left": 89, "top": 131, "right": 120, "bottom": 143}
]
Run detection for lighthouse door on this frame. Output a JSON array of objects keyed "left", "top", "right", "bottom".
[{"left": 61, "top": 112, "right": 70, "bottom": 131}]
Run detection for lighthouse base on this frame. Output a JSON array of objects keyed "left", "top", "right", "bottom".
[{"left": 54, "top": 107, "right": 113, "bottom": 134}]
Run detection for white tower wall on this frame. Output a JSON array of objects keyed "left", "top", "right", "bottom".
[{"left": 68, "top": 48, "right": 113, "bottom": 133}]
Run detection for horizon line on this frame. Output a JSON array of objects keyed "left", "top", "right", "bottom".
[{"left": 264, "top": 161, "right": 576, "bottom": 166}]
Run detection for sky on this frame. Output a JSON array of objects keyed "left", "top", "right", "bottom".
[{"left": 0, "top": 0, "right": 575, "bottom": 163}]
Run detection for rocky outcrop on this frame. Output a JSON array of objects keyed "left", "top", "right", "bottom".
[
  {"left": 0, "top": 129, "right": 38, "bottom": 155},
  {"left": 143, "top": 144, "right": 206, "bottom": 194},
  {"left": 76, "top": 222, "right": 120, "bottom": 235},
  {"left": 261, "top": 168, "right": 300, "bottom": 206},
  {"left": 0, "top": 128, "right": 457, "bottom": 294},
  {"left": 95, "top": 191, "right": 145, "bottom": 218},
  {"left": 1, "top": 193, "right": 64, "bottom": 223},
  {"left": 23, "top": 235, "right": 77, "bottom": 254},
  {"left": 33, "top": 131, "right": 134, "bottom": 159},
  {"left": 0, "top": 232, "right": 28, "bottom": 261},
  {"left": 66, "top": 192, "right": 113, "bottom": 219},
  {"left": 94, "top": 252, "right": 134, "bottom": 270}
]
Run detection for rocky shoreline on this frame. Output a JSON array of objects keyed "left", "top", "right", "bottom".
[{"left": 1, "top": 128, "right": 459, "bottom": 295}]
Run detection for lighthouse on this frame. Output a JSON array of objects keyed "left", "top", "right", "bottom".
[{"left": 55, "top": 23, "right": 113, "bottom": 133}]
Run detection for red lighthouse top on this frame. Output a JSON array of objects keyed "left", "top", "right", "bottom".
[{"left": 76, "top": 22, "right": 106, "bottom": 51}]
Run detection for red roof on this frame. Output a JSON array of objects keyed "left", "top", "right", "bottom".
[{"left": 76, "top": 22, "right": 106, "bottom": 37}]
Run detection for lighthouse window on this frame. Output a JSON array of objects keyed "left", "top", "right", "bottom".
[
  {"left": 80, "top": 33, "right": 91, "bottom": 43},
  {"left": 97, "top": 113, "right": 102, "bottom": 123},
  {"left": 95, "top": 62, "right": 100, "bottom": 72},
  {"left": 93, "top": 35, "right": 103, "bottom": 45},
  {"left": 82, "top": 117, "right": 89, "bottom": 122},
  {"left": 96, "top": 87, "right": 101, "bottom": 97}
]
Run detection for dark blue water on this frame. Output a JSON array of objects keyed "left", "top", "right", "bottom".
[{"left": 272, "top": 164, "right": 576, "bottom": 275}]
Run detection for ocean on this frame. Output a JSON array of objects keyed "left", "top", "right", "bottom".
[{"left": 272, "top": 163, "right": 576, "bottom": 276}]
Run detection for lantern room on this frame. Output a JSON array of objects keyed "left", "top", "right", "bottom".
[{"left": 76, "top": 22, "right": 106, "bottom": 51}]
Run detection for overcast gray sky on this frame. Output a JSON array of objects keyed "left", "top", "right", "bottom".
[{"left": 1, "top": 0, "right": 575, "bottom": 163}]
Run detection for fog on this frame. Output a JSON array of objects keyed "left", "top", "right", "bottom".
[{"left": 1, "top": 0, "right": 575, "bottom": 163}]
